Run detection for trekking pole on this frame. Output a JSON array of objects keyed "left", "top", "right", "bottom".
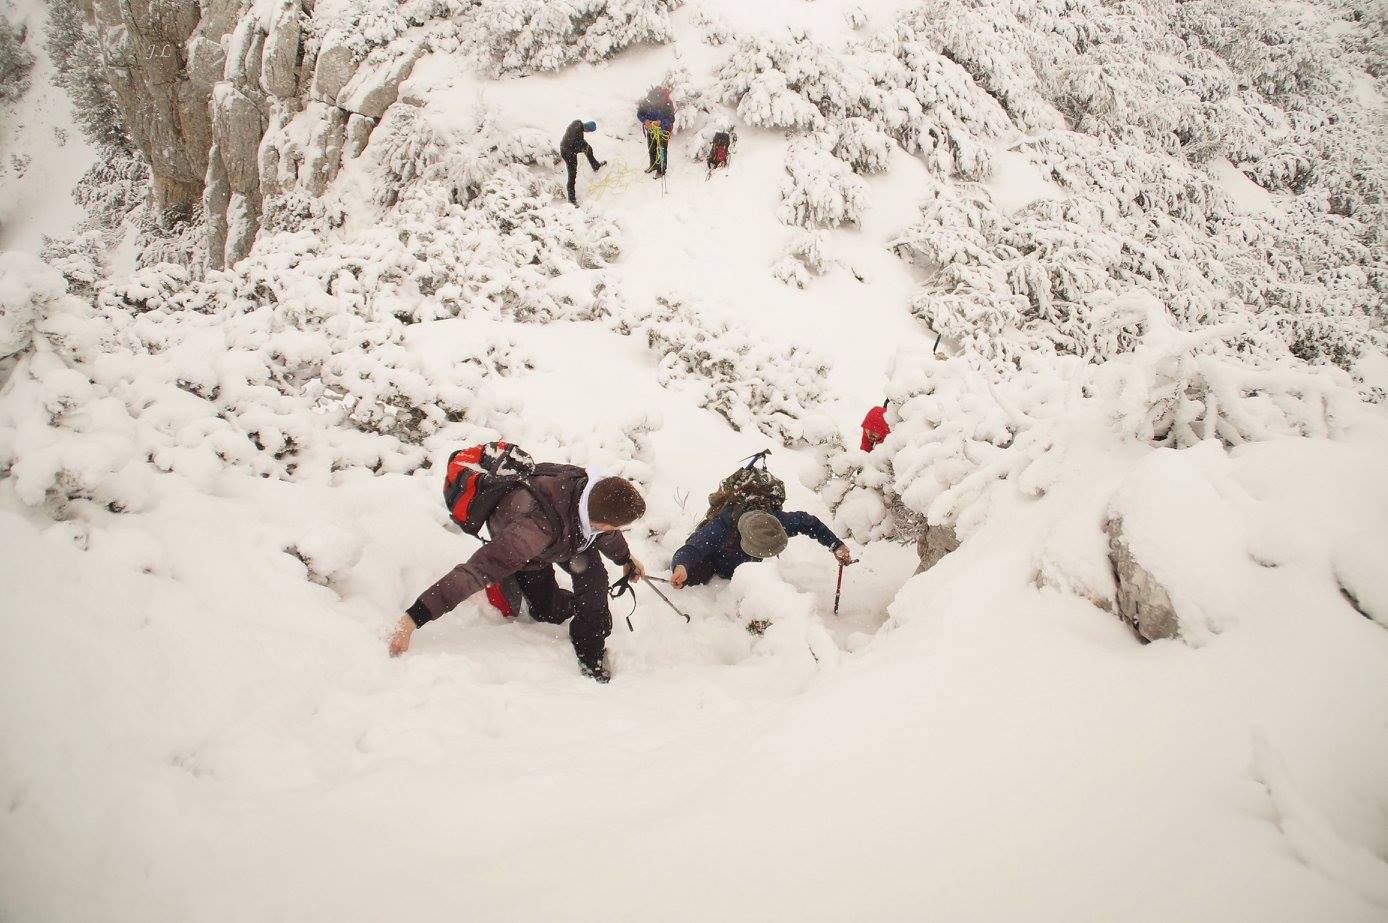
[
  {"left": 833, "top": 563, "right": 845, "bottom": 616},
  {"left": 643, "top": 577, "right": 691, "bottom": 623}
]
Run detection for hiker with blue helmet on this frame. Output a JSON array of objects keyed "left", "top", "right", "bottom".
[{"left": 560, "top": 119, "right": 605, "bottom": 205}]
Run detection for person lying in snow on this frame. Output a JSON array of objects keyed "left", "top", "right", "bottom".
[
  {"left": 636, "top": 85, "right": 675, "bottom": 177},
  {"left": 861, "top": 400, "right": 890, "bottom": 452},
  {"left": 559, "top": 119, "right": 604, "bottom": 206},
  {"left": 390, "top": 467, "right": 647, "bottom": 683},
  {"left": 669, "top": 456, "right": 852, "bottom": 588}
]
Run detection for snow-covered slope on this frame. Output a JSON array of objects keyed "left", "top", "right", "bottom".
[
  {"left": 0, "top": 0, "right": 96, "bottom": 251},
  {"left": 1, "top": 0, "right": 1386, "bottom": 920}
]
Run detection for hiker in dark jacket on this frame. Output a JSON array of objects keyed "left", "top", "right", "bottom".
[
  {"left": 670, "top": 508, "right": 851, "bottom": 588},
  {"left": 636, "top": 86, "right": 675, "bottom": 176},
  {"left": 560, "top": 119, "right": 604, "bottom": 205},
  {"left": 390, "top": 467, "right": 646, "bottom": 682}
]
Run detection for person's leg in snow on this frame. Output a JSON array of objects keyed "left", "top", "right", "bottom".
[
  {"left": 563, "top": 151, "right": 580, "bottom": 205},
  {"left": 562, "top": 549, "right": 612, "bottom": 682},
  {"left": 512, "top": 550, "right": 613, "bottom": 682}
]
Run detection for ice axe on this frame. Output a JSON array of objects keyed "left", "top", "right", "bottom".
[
  {"left": 833, "top": 557, "right": 859, "bottom": 616},
  {"left": 609, "top": 573, "right": 691, "bottom": 631}
]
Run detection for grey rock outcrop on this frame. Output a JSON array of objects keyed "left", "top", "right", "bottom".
[
  {"left": 88, "top": 0, "right": 221, "bottom": 215},
  {"left": 914, "top": 520, "right": 960, "bottom": 575},
  {"left": 87, "top": 0, "right": 404, "bottom": 268},
  {"left": 338, "top": 40, "right": 424, "bottom": 119},
  {"left": 1107, "top": 517, "right": 1180, "bottom": 642},
  {"left": 345, "top": 113, "right": 377, "bottom": 160},
  {"left": 260, "top": 0, "right": 303, "bottom": 98},
  {"left": 311, "top": 33, "right": 359, "bottom": 103}
]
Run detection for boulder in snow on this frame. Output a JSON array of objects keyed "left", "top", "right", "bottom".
[
  {"left": 1107, "top": 517, "right": 1180, "bottom": 642},
  {"left": 915, "top": 520, "right": 960, "bottom": 574}
]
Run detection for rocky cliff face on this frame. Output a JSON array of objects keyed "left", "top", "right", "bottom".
[{"left": 86, "top": 0, "right": 421, "bottom": 268}]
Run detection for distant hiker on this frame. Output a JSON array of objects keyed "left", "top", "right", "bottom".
[
  {"left": 560, "top": 119, "right": 605, "bottom": 205},
  {"left": 707, "top": 130, "right": 734, "bottom": 176},
  {"left": 389, "top": 444, "right": 647, "bottom": 684},
  {"left": 636, "top": 85, "right": 676, "bottom": 177},
  {"left": 861, "top": 400, "right": 890, "bottom": 452},
  {"left": 669, "top": 453, "right": 851, "bottom": 588}
]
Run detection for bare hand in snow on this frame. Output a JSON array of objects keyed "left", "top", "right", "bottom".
[
  {"left": 388, "top": 615, "right": 415, "bottom": 656},
  {"left": 671, "top": 564, "right": 688, "bottom": 588},
  {"left": 834, "top": 545, "right": 854, "bottom": 566}
]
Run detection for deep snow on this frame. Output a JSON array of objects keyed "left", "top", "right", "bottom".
[{"left": 2, "top": 0, "right": 1387, "bottom": 921}]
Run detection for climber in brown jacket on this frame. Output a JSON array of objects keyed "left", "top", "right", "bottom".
[{"left": 389, "top": 465, "right": 647, "bottom": 682}]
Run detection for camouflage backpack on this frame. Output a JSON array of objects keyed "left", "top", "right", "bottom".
[{"left": 700, "top": 451, "right": 786, "bottom": 528}]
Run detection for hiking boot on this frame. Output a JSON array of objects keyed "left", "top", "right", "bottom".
[{"left": 578, "top": 652, "right": 611, "bottom": 684}]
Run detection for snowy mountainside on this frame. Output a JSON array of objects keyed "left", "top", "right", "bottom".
[
  {"left": 0, "top": 0, "right": 97, "bottom": 252},
  {"left": 2, "top": 0, "right": 1388, "bottom": 920}
]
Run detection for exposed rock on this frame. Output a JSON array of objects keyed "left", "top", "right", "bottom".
[
  {"left": 345, "top": 113, "right": 377, "bottom": 160},
  {"left": 302, "top": 106, "right": 350, "bottom": 194},
  {"left": 203, "top": 145, "right": 231, "bottom": 270},
  {"left": 187, "top": 38, "right": 228, "bottom": 101},
  {"left": 259, "top": 137, "right": 284, "bottom": 201},
  {"left": 338, "top": 40, "right": 424, "bottom": 119},
  {"left": 225, "top": 193, "right": 260, "bottom": 267},
  {"left": 311, "top": 34, "right": 359, "bottom": 103},
  {"left": 260, "top": 0, "right": 302, "bottom": 98},
  {"left": 1107, "top": 517, "right": 1180, "bottom": 642},
  {"left": 914, "top": 520, "right": 960, "bottom": 575},
  {"left": 211, "top": 84, "right": 267, "bottom": 195},
  {"left": 88, "top": 0, "right": 208, "bottom": 213}
]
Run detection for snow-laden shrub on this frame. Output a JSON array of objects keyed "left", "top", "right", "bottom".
[
  {"left": 0, "top": 253, "right": 67, "bottom": 363},
  {"left": 42, "top": 0, "right": 131, "bottom": 151},
  {"left": 830, "top": 296, "right": 1372, "bottom": 543},
  {"left": 0, "top": 103, "right": 629, "bottom": 519},
  {"left": 70, "top": 150, "right": 151, "bottom": 234},
  {"left": 624, "top": 297, "right": 831, "bottom": 447},
  {"left": 304, "top": 0, "right": 468, "bottom": 61},
  {"left": 771, "top": 229, "right": 829, "bottom": 289},
  {"left": 827, "top": 117, "right": 893, "bottom": 174},
  {"left": 718, "top": 30, "right": 875, "bottom": 133},
  {"left": 470, "top": 0, "right": 682, "bottom": 76},
  {"left": 690, "top": 7, "right": 733, "bottom": 46},
  {"left": 896, "top": 131, "right": 1387, "bottom": 375},
  {"left": 39, "top": 231, "right": 108, "bottom": 299},
  {"left": 0, "top": 14, "right": 34, "bottom": 103},
  {"left": 779, "top": 140, "right": 867, "bottom": 228}
]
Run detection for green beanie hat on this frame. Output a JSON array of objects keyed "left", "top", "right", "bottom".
[{"left": 738, "top": 510, "right": 788, "bottom": 559}]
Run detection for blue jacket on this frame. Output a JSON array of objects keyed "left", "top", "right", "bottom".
[
  {"left": 672, "top": 509, "right": 842, "bottom": 579},
  {"left": 637, "top": 99, "right": 675, "bottom": 133}
]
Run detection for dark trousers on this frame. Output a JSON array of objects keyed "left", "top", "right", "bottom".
[
  {"left": 563, "top": 145, "right": 601, "bottom": 204},
  {"left": 514, "top": 547, "right": 611, "bottom": 663},
  {"left": 645, "top": 131, "right": 667, "bottom": 174}
]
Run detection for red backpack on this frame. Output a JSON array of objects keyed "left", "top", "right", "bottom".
[
  {"left": 708, "top": 131, "right": 732, "bottom": 170},
  {"left": 443, "top": 441, "right": 559, "bottom": 539}
]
